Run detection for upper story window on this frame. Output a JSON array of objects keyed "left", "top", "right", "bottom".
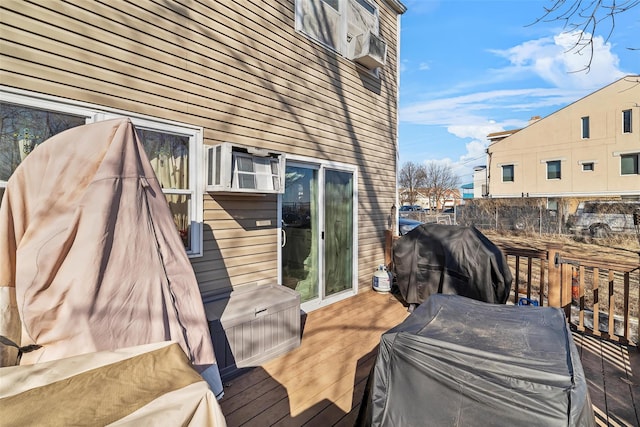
[
  {"left": 546, "top": 160, "right": 561, "bottom": 180},
  {"left": 581, "top": 116, "right": 590, "bottom": 139},
  {"left": 501, "top": 164, "right": 514, "bottom": 182},
  {"left": 295, "top": 0, "right": 380, "bottom": 60},
  {"left": 621, "top": 153, "right": 639, "bottom": 175},
  {"left": 0, "top": 91, "right": 203, "bottom": 257},
  {"left": 581, "top": 162, "right": 594, "bottom": 172},
  {"left": 622, "top": 109, "right": 632, "bottom": 133}
]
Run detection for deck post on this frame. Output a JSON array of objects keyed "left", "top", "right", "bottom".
[
  {"left": 384, "top": 229, "right": 393, "bottom": 269},
  {"left": 547, "top": 244, "right": 563, "bottom": 308}
]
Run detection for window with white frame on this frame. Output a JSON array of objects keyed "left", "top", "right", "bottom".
[
  {"left": 546, "top": 160, "right": 561, "bottom": 180},
  {"left": 621, "top": 153, "right": 639, "bottom": 175},
  {"left": 0, "top": 102, "right": 88, "bottom": 182},
  {"left": 501, "top": 164, "right": 514, "bottom": 182},
  {"left": 295, "top": 0, "right": 379, "bottom": 59},
  {"left": 0, "top": 91, "right": 203, "bottom": 256},
  {"left": 623, "top": 109, "right": 632, "bottom": 134},
  {"left": 581, "top": 116, "right": 590, "bottom": 139},
  {"left": 581, "top": 162, "right": 594, "bottom": 172}
]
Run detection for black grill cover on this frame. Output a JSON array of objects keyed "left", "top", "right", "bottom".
[
  {"left": 357, "top": 294, "right": 595, "bottom": 427},
  {"left": 393, "top": 223, "right": 512, "bottom": 305}
]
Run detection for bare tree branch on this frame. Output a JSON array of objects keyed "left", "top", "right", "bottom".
[
  {"left": 399, "top": 161, "right": 427, "bottom": 206},
  {"left": 529, "top": 0, "right": 639, "bottom": 72},
  {"left": 423, "top": 162, "right": 460, "bottom": 210}
]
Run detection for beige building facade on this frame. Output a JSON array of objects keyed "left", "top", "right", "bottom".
[
  {"left": 486, "top": 76, "right": 640, "bottom": 203},
  {"left": 0, "top": 0, "right": 406, "bottom": 312}
]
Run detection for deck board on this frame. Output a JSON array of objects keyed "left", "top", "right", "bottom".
[
  {"left": 218, "top": 290, "right": 639, "bottom": 427},
  {"left": 572, "top": 331, "right": 640, "bottom": 427}
]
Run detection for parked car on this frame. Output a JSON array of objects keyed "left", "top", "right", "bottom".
[
  {"left": 399, "top": 205, "right": 422, "bottom": 212},
  {"left": 569, "top": 200, "right": 640, "bottom": 237},
  {"left": 399, "top": 217, "right": 423, "bottom": 235}
]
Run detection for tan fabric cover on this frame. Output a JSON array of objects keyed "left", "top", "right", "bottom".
[
  {"left": 0, "top": 342, "right": 226, "bottom": 426},
  {"left": 0, "top": 118, "right": 215, "bottom": 371},
  {"left": 0, "top": 287, "right": 20, "bottom": 366}
]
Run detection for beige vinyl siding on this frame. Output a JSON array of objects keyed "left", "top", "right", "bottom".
[{"left": 1, "top": 0, "right": 401, "bottom": 295}]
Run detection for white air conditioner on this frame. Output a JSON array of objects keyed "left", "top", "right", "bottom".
[
  {"left": 205, "top": 143, "right": 285, "bottom": 194},
  {"left": 350, "top": 31, "right": 387, "bottom": 69}
]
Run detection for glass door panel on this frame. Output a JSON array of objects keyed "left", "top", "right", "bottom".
[
  {"left": 323, "top": 169, "right": 353, "bottom": 296},
  {"left": 281, "top": 166, "right": 319, "bottom": 303}
]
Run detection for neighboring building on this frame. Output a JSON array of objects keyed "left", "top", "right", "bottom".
[
  {"left": 486, "top": 76, "right": 640, "bottom": 206},
  {"left": 399, "top": 187, "right": 462, "bottom": 210},
  {"left": 461, "top": 183, "right": 474, "bottom": 200},
  {"left": 0, "top": 0, "right": 407, "bottom": 312},
  {"left": 472, "top": 165, "right": 487, "bottom": 199}
]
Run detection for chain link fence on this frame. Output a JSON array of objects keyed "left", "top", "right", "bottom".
[
  {"left": 402, "top": 197, "right": 640, "bottom": 238},
  {"left": 456, "top": 201, "right": 564, "bottom": 234}
]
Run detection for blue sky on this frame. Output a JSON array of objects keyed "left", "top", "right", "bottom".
[{"left": 397, "top": 0, "right": 640, "bottom": 185}]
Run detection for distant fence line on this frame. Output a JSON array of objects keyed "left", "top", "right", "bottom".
[
  {"left": 456, "top": 203, "right": 565, "bottom": 234},
  {"left": 402, "top": 201, "right": 564, "bottom": 234},
  {"left": 402, "top": 198, "right": 640, "bottom": 237}
]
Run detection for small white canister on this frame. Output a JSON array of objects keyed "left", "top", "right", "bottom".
[{"left": 372, "top": 264, "right": 391, "bottom": 293}]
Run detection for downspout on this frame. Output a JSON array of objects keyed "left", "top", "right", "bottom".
[
  {"left": 392, "top": 1, "right": 407, "bottom": 236},
  {"left": 485, "top": 147, "right": 491, "bottom": 197}
]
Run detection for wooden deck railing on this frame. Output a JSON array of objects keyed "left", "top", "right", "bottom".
[
  {"left": 500, "top": 244, "right": 639, "bottom": 345},
  {"left": 384, "top": 230, "right": 640, "bottom": 345}
]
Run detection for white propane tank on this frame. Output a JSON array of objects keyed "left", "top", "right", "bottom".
[{"left": 372, "top": 264, "right": 391, "bottom": 293}]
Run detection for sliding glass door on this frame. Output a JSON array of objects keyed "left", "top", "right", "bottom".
[
  {"left": 281, "top": 163, "right": 355, "bottom": 306},
  {"left": 323, "top": 169, "right": 353, "bottom": 296},
  {"left": 281, "top": 165, "right": 319, "bottom": 302}
]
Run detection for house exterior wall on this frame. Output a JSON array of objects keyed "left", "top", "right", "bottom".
[
  {"left": 472, "top": 166, "right": 487, "bottom": 199},
  {"left": 1, "top": 1, "right": 405, "bottom": 299},
  {"left": 487, "top": 77, "right": 640, "bottom": 200}
]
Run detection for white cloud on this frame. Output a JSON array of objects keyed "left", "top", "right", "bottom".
[
  {"left": 419, "top": 62, "right": 431, "bottom": 71},
  {"left": 400, "top": 87, "right": 579, "bottom": 128},
  {"left": 490, "top": 31, "right": 625, "bottom": 90},
  {"left": 448, "top": 123, "right": 504, "bottom": 141}
]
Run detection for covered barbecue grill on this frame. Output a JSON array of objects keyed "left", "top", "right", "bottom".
[
  {"left": 357, "top": 294, "right": 595, "bottom": 427},
  {"left": 392, "top": 223, "right": 512, "bottom": 306}
]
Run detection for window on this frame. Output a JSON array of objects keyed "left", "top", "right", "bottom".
[
  {"left": 582, "top": 162, "right": 594, "bottom": 172},
  {"left": 1, "top": 102, "right": 88, "bottom": 182},
  {"left": 501, "top": 164, "right": 514, "bottom": 182},
  {"left": 621, "top": 153, "right": 639, "bottom": 175},
  {"left": 547, "top": 160, "right": 561, "bottom": 179},
  {"left": 137, "top": 128, "right": 197, "bottom": 252},
  {"left": 581, "top": 116, "right": 590, "bottom": 139},
  {"left": 623, "top": 109, "right": 632, "bottom": 133},
  {"left": 295, "top": 0, "right": 379, "bottom": 59},
  {"left": 0, "top": 91, "right": 203, "bottom": 256}
]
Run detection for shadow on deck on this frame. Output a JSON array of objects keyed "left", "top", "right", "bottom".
[{"left": 219, "top": 290, "right": 639, "bottom": 427}]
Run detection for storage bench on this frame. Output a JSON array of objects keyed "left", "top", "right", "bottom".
[{"left": 204, "top": 284, "right": 301, "bottom": 381}]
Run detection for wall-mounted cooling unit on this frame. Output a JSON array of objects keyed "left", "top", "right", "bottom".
[
  {"left": 205, "top": 143, "right": 285, "bottom": 194},
  {"left": 350, "top": 31, "right": 387, "bottom": 69}
]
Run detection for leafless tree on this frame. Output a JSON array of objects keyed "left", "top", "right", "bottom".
[
  {"left": 424, "top": 161, "right": 460, "bottom": 210},
  {"left": 398, "top": 161, "right": 426, "bottom": 207},
  {"left": 531, "top": 0, "right": 639, "bottom": 72}
]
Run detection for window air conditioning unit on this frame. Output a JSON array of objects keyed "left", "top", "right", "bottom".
[
  {"left": 350, "top": 31, "right": 387, "bottom": 69},
  {"left": 205, "top": 143, "right": 285, "bottom": 194}
]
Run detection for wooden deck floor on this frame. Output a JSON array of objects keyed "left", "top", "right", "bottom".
[{"left": 218, "top": 290, "right": 639, "bottom": 427}]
